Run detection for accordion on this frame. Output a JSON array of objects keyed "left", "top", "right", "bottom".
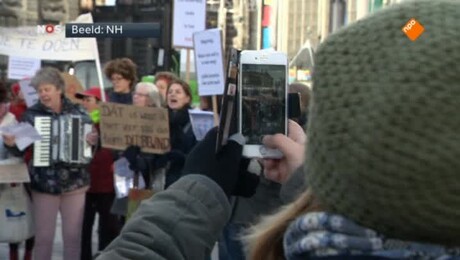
[{"left": 33, "top": 115, "right": 93, "bottom": 167}]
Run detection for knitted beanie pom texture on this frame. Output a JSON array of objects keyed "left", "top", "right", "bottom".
[{"left": 306, "top": 0, "right": 460, "bottom": 245}]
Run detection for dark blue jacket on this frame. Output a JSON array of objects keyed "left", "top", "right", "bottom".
[{"left": 163, "top": 107, "right": 197, "bottom": 187}]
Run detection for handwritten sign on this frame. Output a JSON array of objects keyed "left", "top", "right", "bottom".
[
  {"left": 172, "top": 0, "right": 206, "bottom": 48},
  {"left": 193, "top": 29, "right": 225, "bottom": 96},
  {"left": 99, "top": 103, "right": 170, "bottom": 154},
  {"left": 7, "top": 56, "right": 40, "bottom": 80},
  {"left": 189, "top": 109, "right": 214, "bottom": 141},
  {"left": 18, "top": 79, "right": 39, "bottom": 107}
]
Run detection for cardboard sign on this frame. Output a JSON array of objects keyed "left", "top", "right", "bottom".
[
  {"left": 7, "top": 56, "right": 40, "bottom": 80},
  {"left": 0, "top": 160, "right": 30, "bottom": 183},
  {"left": 99, "top": 103, "right": 170, "bottom": 154},
  {"left": 193, "top": 29, "right": 225, "bottom": 96},
  {"left": 172, "top": 0, "right": 206, "bottom": 48}
]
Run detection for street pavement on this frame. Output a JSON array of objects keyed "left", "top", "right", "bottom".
[
  {"left": 1, "top": 214, "right": 219, "bottom": 259},
  {"left": 0, "top": 214, "right": 97, "bottom": 260}
]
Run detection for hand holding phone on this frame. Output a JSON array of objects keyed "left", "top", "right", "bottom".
[
  {"left": 238, "top": 50, "right": 288, "bottom": 158},
  {"left": 262, "top": 120, "right": 306, "bottom": 183}
]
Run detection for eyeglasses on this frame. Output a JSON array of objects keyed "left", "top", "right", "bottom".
[
  {"left": 111, "top": 76, "right": 125, "bottom": 82},
  {"left": 133, "top": 92, "right": 149, "bottom": 98}
]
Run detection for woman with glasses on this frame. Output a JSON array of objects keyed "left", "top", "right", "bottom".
[
  {"left": 103, "top": 58, "right": 138, "bottom": 222},
  {"left": 126, "top": 82, "right": 163, "bottom": 185},
  {"left": 119, "top": 83, "right": 164, "bottom": 217},
  {"left": 103, "top": 58, "right": 137, "bottom": 105},
  {"left": 132, "top": 82, "right": 162, "bottom": 108}
]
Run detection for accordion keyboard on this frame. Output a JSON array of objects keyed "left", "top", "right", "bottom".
[{"left": 33, "top": 116, "right": 52, "bottom": 167}]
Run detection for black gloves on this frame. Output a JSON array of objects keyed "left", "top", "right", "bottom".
[
  {"left": 156, "top": 150, "right": 186, "bottom": 169},
  {"left": 123, "top": 145, "right": 141, "bottom": 172},
  {"left": 182, "top": 127, "right": 259, "bottom": 197},
  {"left": 233, "top": 159, "right": 260, "bottom": 197}
]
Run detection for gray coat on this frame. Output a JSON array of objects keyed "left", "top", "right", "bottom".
[{"left": 96, "top": 174, "right": 231, "bottom": 260}]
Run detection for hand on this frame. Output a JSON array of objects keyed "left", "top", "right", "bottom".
[
  {"left": 123, "top": 145, "right": 141, "bottom": 172},
  {"left": 182, "top": 127, "right": 259, "bottom": 197},
  {"left": 2, "top": 134, "right": 16, "bottom": 147},
  {"left": 262, "top": 120, "right": 306, "bottom": 183},
  {"left": 86, "top": 131, "right": 99, "bottom": 146}
]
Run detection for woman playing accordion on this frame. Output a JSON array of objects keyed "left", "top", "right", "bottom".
[{"left": 3, "top": 67, "right": 98, "bottom": 260}]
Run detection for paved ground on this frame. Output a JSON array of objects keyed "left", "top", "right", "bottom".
[
  {"left": 0, "top": 214, "right": 97, "bottom": 260},
  {"left": 1, "top": 214, "right": 219, "bottom": 260}
]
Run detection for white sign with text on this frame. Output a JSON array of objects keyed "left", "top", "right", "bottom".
[
  {"left": 7, "top": 56, "right": 41, "bottom": 80},
  {"left": 172, "top": 0, "right": 206, "bottom": 48},
  {"left": 188, "top": 109, "right": 215, "bottom": 141},
  {"left": 0, "top": 14, "right": 98, "bottom": 61},
  {"left": 18, "top": 79, "right": 39, "bottom": 107},
  {"left": 193, "top": 29, "right": 225, "bottom": 96}
]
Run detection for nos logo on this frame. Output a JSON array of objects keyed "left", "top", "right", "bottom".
[{"left": 36, "top": 24, "right": 63, "bottom": 34}]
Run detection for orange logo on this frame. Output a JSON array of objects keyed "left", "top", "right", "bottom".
[{"left": 402, "top": 18, "right": 424, "bottom": 41}]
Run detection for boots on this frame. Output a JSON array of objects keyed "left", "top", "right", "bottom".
[
  {"left": 9, "top": 249, "right": 18, "bottom": 260},
  {"left": 23, "top": 250, "right": 32, "bottom": 260}
]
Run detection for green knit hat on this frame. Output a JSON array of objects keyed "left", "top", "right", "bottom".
[{"left": 306, "top": 0, "right": 460, "bottom": 245}]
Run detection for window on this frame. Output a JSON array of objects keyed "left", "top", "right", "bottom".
[{"left": 329, "top": 0, "right": 347, "bottom": 33}]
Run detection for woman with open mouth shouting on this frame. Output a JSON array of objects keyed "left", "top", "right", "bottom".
[{"left": 162, "top": 79, "right": 197, "bottom": 188}]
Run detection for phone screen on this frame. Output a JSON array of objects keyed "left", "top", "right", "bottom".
[{"left": 241, "top": 64, "right": 286, "bottom": 144}]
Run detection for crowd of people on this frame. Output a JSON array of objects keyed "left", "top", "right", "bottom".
[
  {"left": 1, "top": 0, "right": 459, "bottom": 260},
  {"left": 0, "top": 57, "right": 200, "bottom": 260}
]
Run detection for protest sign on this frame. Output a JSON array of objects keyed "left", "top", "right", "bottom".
[
  {"left": 0, "top": 158, "right": 30, "bottom": 183},
  {"left": 0, "top": 26, "right": 96, "bottom": 61},
  {"left": 7, "top": 56, "right": 40, "bottom": 80},
  {"left": 113, "top": 157, "right": 146, "bottom": 199},
  {"left": 18, "top": 79, "right": 39, "bottom": 107},
  {"left": 193, "top": 28, "right": 225, "bottom": 96},
  {"left": 172, "top": 0, "right": 206, "bottom": 48},
  {"left": 188, "top": 110, "right": 214, "bottom": 141},
  {"left": 100, "top": 103, "right": 170, "bottom": 154}
]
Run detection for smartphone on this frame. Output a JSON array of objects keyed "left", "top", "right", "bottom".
[{"left": 238, "top": 50, "right": 288, "bottom": 158}]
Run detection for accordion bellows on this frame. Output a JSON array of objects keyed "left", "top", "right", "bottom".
[
  {"left": 33, "top": 115, "right": 93, "bottom": 167},
  {"left": 306, "top": 0, "right": 460, "bottom": 245}
]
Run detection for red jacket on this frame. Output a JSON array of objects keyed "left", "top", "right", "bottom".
[
  {"left": 9, "top": 101, "right": 27, "bottom": 121},
  {"left": 88, "top": 146, "right": 115, "bottom": 193},
  {"left": 88, "top": 123, "right": 114, "bottom": 193},
  {"left": 9, "top": 101, "right": 33, "bottom": 164}
]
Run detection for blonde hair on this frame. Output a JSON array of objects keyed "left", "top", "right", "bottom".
[
  {"left": 61, "top": 72, "right": 84, "bottom": 104},
  {"left": 244, "top": 189, "right": 322, "bottom": 260}
]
